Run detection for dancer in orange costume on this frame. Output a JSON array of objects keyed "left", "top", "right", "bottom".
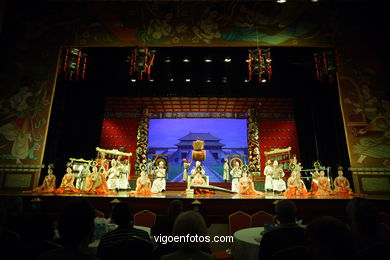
[
  {"left": 190, "top": 171, "right": 215, "bottom": 195},
  {"left": 130, "top": 166, "right": 152, "bottom": 196},
  {"left": 85, "top": 166, "right": 114, "bottom": 194},
  {"left": 28, "top": 165, "right": 56, "bottom": 193},
  {"left": 310, "top": 169, "right": 320, "bottom": 193},
  {"left": 284, "top": 171, "right": 309, "bottom": 197},
  {"left": 332, "top": 168, "right": 353, "bottom": 195},
  {"left": 55, "top": 165, "right": 80, "bottom": 193},
  {"left": 313, "top": 170, "right": 332, "bottom": 195},
  {"left": 239, "top": 171, "right": 263, "bottom": 195}
]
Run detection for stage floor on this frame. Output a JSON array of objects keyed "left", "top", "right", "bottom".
[{"left": 2, "top": 190, "right": 388, "bottom": 200}]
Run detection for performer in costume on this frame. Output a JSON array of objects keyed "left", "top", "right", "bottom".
[
  {"left": 190, "top": 161, "right": 206, "bottom": 177},
  {"left": 115, "top": 157, "right": 129, "bottom": 190},
  {"left": 96, "top": 152, "right": 109, "bottom": 170},
  {"left": 310, "top": 169, "right": 320, "bottom": 193},
  {"left": 313, "top": 169, "right": 332, "bottom": 195},
  {"left": 223, "top": 158, "right": 230, "bottom": 182},
  {"left": 130, "top": 164, "right": 152, "bottom": 195},
  {"left": 271, "top": 160, "right": 286, "bottom": 194},
  {"left": 151, "top": 160, "right": 166, "bottom": 193},
  {"left": 107, "top": 159, "right": 121, "bottom": 191},
  {"left": 230, "top": 160, "right": 242, "bottom": 193},
  {"left": 239, "top": 166, "right": 263, "bottom": 195},
  {"left": 75, "top": 163, "right": 89, "bottom": 191},
  {"left": 332, "top": 167, "right": 353, "bottom": 195},
  {"left": 284, "top": 170, "right": 309, "bottom": 197},
  {"left": 55, "top": 165, "right": 80, "bottom": 193},
  {"left": 182, "top": 158, "right": 192, "bottom": 182},
  {"left": 190, "top": 166, "right": 215, "bottom": 195},
  {"left": 29, "top": 164, "right": 56, "bottom": 193},
  {"left": 263, "top": 159, "right": 274, "bottom": 192}
]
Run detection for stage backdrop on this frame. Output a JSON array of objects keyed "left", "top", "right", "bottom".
[{"left": 0, "top": 1, "right": 388, "bottom": 190}]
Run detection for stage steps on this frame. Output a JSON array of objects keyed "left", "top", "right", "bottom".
[{"left": 166, "top": 182, "right": 231, "bottom": 191}]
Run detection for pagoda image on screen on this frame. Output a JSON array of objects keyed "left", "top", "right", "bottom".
[{"left": 148, "top": 132, "right": 247, "bottom": 182}]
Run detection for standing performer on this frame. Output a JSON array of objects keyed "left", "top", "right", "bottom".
[
  {"left": 107, "top": 159, "right": 121, "bottom": 191},
  {"left": 230, "top": 161, "right": 242, "bottom": 193},
  {"left": 271, "top": 160, "right": 286, "bottom": 194},
  {"left": 332, "top": 167, "right": 353, "bottom": 195},
  {"left": 75, "top": 163, "right": 89, "bottom": 191},
  {"left": 151, "top": 160, "right": 167, "bottom": 193},
  {"left": 223, "top": 158, "right": 230, "bottom": 182},
  {"left": 29, "top": 164, "right": 56, "bottom": 193},
  {"left": 182, "top": 158, "right": 192, "bottom": 182},
  {"left": 263, "top": 160, "right": 274, "bottom": 192},
  {"left": 55, "top": 164, "right": 80, "bottom": 193}
]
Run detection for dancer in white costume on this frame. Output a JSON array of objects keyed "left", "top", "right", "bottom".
[
  {"left": 271, "top": 160, "right": 286, "bottom": 194},
  {"left": 151, "top": 161, "right": 166, "bottom": 193},
  {"left": 263, "top": 160, "right": 274, "bottom": 192},
  {"left": 230, "top": 161, "right": 242, "bottom": 193},
  {"left": 107, "top": 159, "right": 121, "bottom": 190},
  {"left": 223, "top": 158, "right": 230, "bottom": 182}
]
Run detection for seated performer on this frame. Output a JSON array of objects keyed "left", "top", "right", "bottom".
[
  {"left": 151, "top": 160, "right": 166, "bottom": 193},
  {"left": 310, "top": 169, "right": 320, "bottom": 193},
  {"left": 239, "top": 168, "right": 263, "bottom": 195},
  {"left": 284, "top": 170, "right": 309, "bottom": 197},
  {"left": 85, "top": 166, "right": 99, "bottom": 193},
  {"left": 313, "top": 169, "right": 332, "bottom": 195},
  {"left": 230, "top": 160, "right": 242, "bottom": 193},
  {"left": 263, "top": 160, "right": 273, "bottom": 192},
  {"left": 30, "top": 164, "right": 56, "bottom": 193},
  {"left": 182, "top": 158, "right": 192, "bottom": 182},
  {"left": 107, "top": 159, "right": 121, "bottom": 191},
  {"left": 190, "top": 167, "right": 215, "bottom": 195},
  {"left": 115, "top": 157, "right": 129, "bottom": 190},
  {"left": 130, "top": 165, "right": 151, "bottom": 195},
  {"left": 190, "top": 161, "right": 206, "bottom": 177},
  {"left": 55, "top": 165, "right": 80, "bottom": 193},
  {"left": 271, "top": 160, "right": 286, "bottom": 194},
  {"left": 332, "top": 167, "right": 353, "bottom": 195}
]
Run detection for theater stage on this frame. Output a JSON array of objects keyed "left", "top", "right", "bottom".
[{"left": 2, "top": 189, "right": 389, "bottom": 225}]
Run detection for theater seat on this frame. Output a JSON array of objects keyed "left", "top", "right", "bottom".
[
  {"left": 251, "top": 210, "right": 275, "bottom": 227},
  {"left": 133, "top": 210, "right": 156, "bottom": 227},
  {"left": 228, "top": 211, "right": 251, "bottom": 235}
]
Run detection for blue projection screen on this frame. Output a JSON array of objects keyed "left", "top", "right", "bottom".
[{"left": 147, "top": 119, "right": 248, "bottom": 182}]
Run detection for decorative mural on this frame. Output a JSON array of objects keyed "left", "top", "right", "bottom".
[{"left": 135, "top": 108, "right": 149, "bottom": 176}]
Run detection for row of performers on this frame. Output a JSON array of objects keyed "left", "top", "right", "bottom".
[{"left": 263, "top": 159, "right": 353, "bottom": 196}]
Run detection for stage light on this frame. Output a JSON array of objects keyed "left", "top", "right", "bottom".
[
  {"left": 206, "top": 79, "right": 212, "bottom": 83},
  {"left": 221, "top": 77, "right": 228, "bottom": 83},
  {"left": 59, "top": 47, "right": 87, "bottom": 80},
  {"left": 182, "top": 57, "right": 190, "bottom": 63},
  {"left": 169, "top": 78, "right": 174, "bottom": 82},
  {"left": 313, "top": 48, "right": 339, "bottom": 83},
  {"left": 185, "top": 78, "right": 191, "bottom": 82},
  {"left": 276, "top": 0, "right": 287, "bottom": 3},
  {"left": 224, "top": 57, "right": 231, "bottom": 62},
  {"left": 311, "top": 0, "right": 319, "bottom": 2},
  {"left": 204, "top": 57, "right": 212, "bottom": 63},
  {"left": 131, "top": 79, "right": 136, "bottom": 82},
  {"left": 244, "top": 79, "right": 249, "bottom": 82},
  {"left": 149, "top": 79, "right": 154, "bottom": 82},
  {"left": 128, "top": 47, "right": 156, "bottom": 80},
  {"left": 164, "top": 56, "right": 171, "bottom": 63},
  {"left": 248, "top": 48, "right": 272, "bottom": 84},
  {"left": 262, "top": 79, "right": 267, "bottom": 83}
]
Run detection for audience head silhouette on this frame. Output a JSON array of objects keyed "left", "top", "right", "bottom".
[
  {"left": 111, "top": 202, "right": 132, "bottom": 227},
  {"left": 346, "top": 197, "right": 380, "bottom": 235},
  {"left": 168, "top": 199, "right": 183, "bottom": 218},
  {"left": 58, "top": 199, "right": 95, "bottom": 248},
  {"left": 172, "top": 210, "right": 207, "bottom": 250},
  {"left": 275, "top": 199, "right": 297, "bottom": 224}
]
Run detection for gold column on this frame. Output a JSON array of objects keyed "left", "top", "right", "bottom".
[
  {"left": 135, "top": 108, "right": 149, "bottom": 175},
  {"left": 247, "top": 107, "right": 261, "bottom": 175}
]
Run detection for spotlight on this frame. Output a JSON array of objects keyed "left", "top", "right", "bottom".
[
  {"left": 244, "top": 79, "right": 249, "bottom": 82},
  {"left": 224, "top": 57, "right": 231, "bottom": 62},
  {"left": 169, "top": 78, "right": 174, "bottom": 82},
  {"left": 131, "top": 79, "right": 136, "bottom": 82},
  {"left": 185, "top": 79, "right": 191, "bottom": 82},
  {"left": 206, "top": 79, "right": 212, "bottom": 83},
  {"left": 164, "top": 57, "right": 171, "bottom": 63},
  {"left": 182, "top": 57, "right": 190, "bottom": 63},
  {"left": 276, "top": 0, "right": 286, "bottom": 3},
  {"left": 204, "top": 57, "right": 212, "bottom": 63},
  {"left": 149, "top": 79, "right": 154, "bottom": 82},
  {"left": 262, "top": 79, "right": 267, "bottom": 83},
  {"left": 221, "top": 77, "right": 228, "bottom": 82}
]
